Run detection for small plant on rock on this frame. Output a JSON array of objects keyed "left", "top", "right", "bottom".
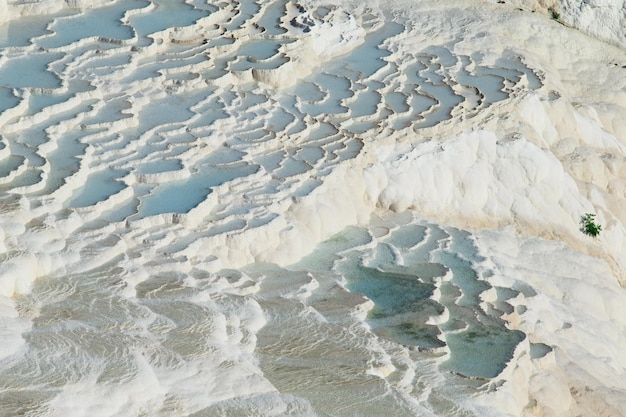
[
  {"left": 581, "top": 213, "right": 602, "bottom": 237},
  {"left": 549, "top": 8, "right": 560, "bottom": 21}
]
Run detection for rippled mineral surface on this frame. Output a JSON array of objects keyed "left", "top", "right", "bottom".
[{"left": 0, "top": 0, "right": 625, "bottom": 416}]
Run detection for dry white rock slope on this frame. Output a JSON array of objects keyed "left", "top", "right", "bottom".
[{"left": 0, "top": 0, "right": 624, "bottom": 416}]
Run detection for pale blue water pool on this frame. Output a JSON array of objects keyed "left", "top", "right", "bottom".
[
  {"left": 135, "top": 158, "right": 182, "bottom": 175},
  {"left": 0, "top": 87, "right": 20, "bottom": 114},
  {"left": 36, "top": 1, "right": 141, "bottom": 49},
  {"left": 256, "top": 0, "right": 288, "bottom": 35},
  {"left": 293, "top": 219, "right": 527, "bottom": 377},
  {"left": 335, "top": 21, "right": 404, "bottom": 78},
  {"left": 0, "top": 14, "right": 59, "bottom": 47},
  {"left": 137, "top": 162, "right": 258, "bottom": 217},
  {"left": 0, "top": 155, "right": 25, "bottom": 179},
  {"left": 66, "top": 169, "right": 127, "bottom": 207},
  {"left": 0, "top": 52, "right": 63, "bottom": 89},
  {"left": 27, "top": 91, "right": 76, "bottom": 115}
]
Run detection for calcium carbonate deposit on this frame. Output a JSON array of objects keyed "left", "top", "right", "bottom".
[{"left": 0, "top": 0, "right": 625, "bottom": 416}]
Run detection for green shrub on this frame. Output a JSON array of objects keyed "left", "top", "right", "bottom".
[
  {"left": 549, "top": 8, "right": 560, "bottom": 21},
  {"left": 581, "top": 213, "right": 602, "bottom": 237}
]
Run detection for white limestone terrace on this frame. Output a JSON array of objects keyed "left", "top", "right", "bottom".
[
  {"left": 0, "top": 0, "right": 558, "bottom": 290},
  {"left": 2, "top": 0, "right": 625, "bottom": 47},
  {"left": 502, "top": 0, "right": 626, "bottom": 48},
  {"left": 0, "top": 0, "right": 624, "bottom": 416}
]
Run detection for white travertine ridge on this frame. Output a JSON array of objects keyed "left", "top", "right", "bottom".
[
  {"left": 481, "top": 0, "right": 626, "bottom": 48},
  {"left": 0, "top": 0, "right": 624, "bottom": 416}
]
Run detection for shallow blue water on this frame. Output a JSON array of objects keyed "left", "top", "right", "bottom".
[
  {"left": 0, "top": 52, "right": 63, "bottom": 89},
  {"left": 130, "top": 0, "right": 211, "bottom": 47},
  {"left": 138, "top": 162, "right": 258, "bottom": 217},
  {"left": 293, "top": 219, "right": 528, "bottom": 379},
  {"left": 67, "top": 169, "right": 127, "bottom": 207},
  {"left": 36, "top": 1, "right": 141, "bottom": 48},
  {"left": 0, "top": 14, "right": 59, "bottom": 47},
  {"left": 0, "top": 87, "right": 19, "bottom": 114}
]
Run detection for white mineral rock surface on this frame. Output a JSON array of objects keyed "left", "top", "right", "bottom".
[{"left": 0, "top": 0, "right": 624, "bottom": 416}]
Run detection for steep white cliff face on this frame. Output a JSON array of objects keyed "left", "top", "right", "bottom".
[
  {"left": 502, "top": 0, "right": 626, "bottom": 47},
  {"left": 558, "top": 0, "right": 625, "bottom": 47}
]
